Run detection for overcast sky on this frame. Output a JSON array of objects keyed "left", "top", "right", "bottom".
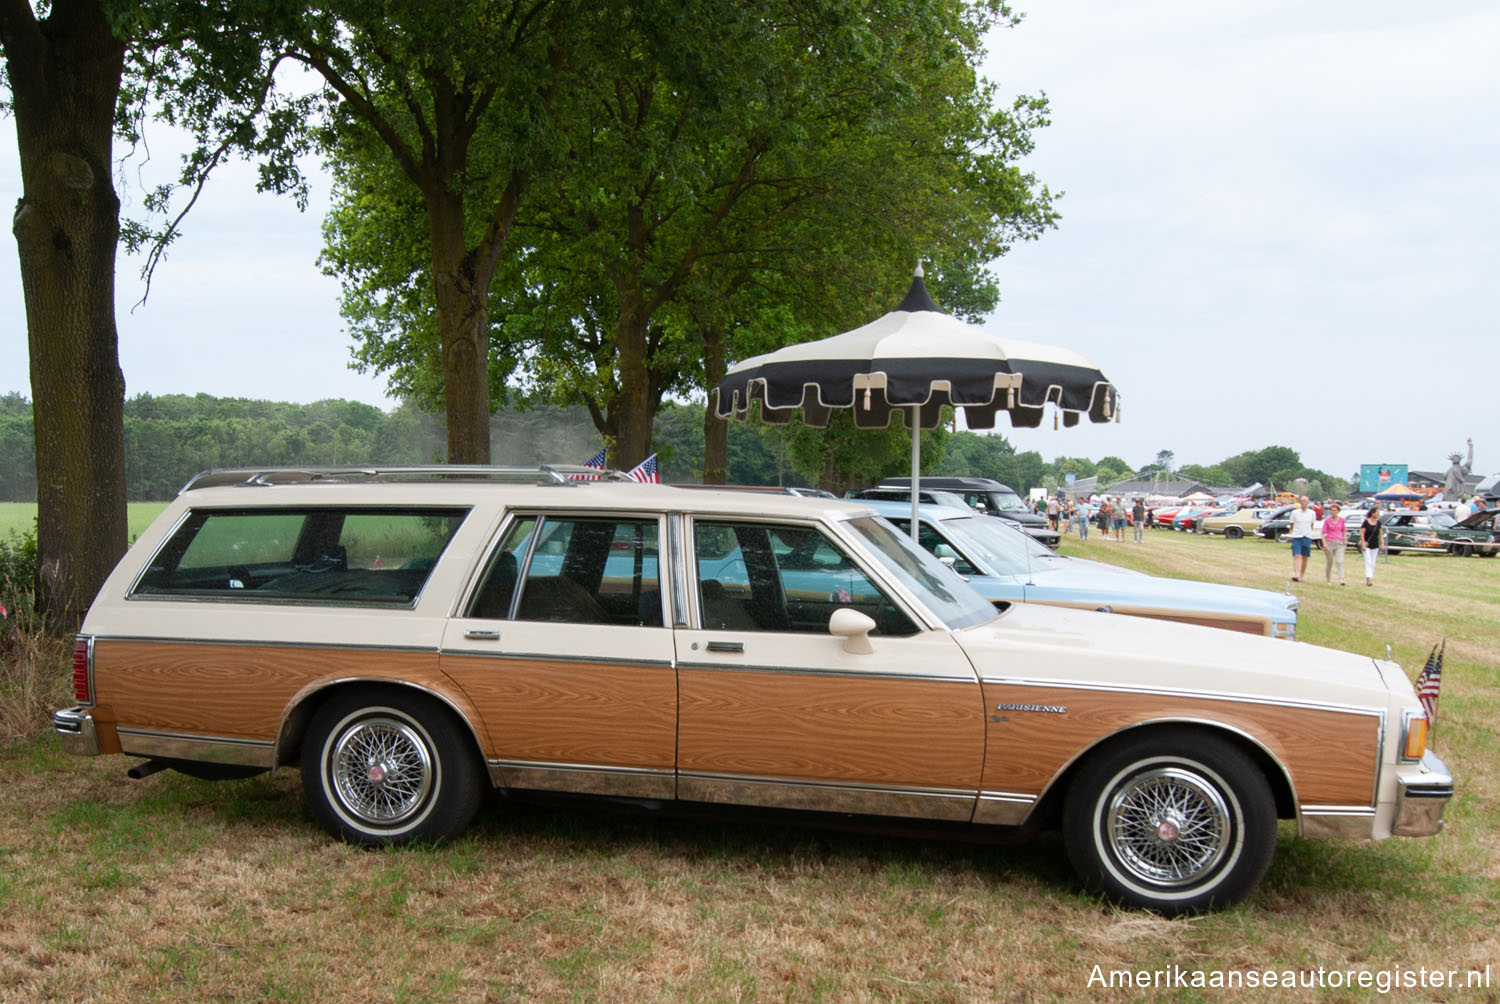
[{"left": 2, "top": 0, "right": 1496, "bottom": 480}]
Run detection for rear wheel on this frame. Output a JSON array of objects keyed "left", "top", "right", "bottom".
[
  {"left": 302, "top": 689, "right": 484, "bottom": 845},
  {"left": 1224, "top": 526, "right": 1244, "bottom": 540},
  {"left": 1063, "top": 730, "right": 1276, "bottom": 915}
]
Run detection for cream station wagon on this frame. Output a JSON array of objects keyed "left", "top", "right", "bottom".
[{"left": 54, "top": 467, "right": 1453, "bottom": 914}]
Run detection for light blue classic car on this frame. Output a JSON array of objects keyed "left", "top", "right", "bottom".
[{"left": 862, "top": 500, "right": 1298, "bottom": 639}]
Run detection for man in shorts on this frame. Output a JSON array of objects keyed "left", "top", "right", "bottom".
[{"left": 1287, "top": 495, "right": 1317, "bottom": 582}]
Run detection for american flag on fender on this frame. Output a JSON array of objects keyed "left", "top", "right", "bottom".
[
  {"left": 626, "top": 453, "right": 659, "bottom": 483},
  {"left": 570, "top": 448, "right": 608, "bottom": 480},
  {"left": 1416, "top": 641, "right": 1444, "bottom": 723}
]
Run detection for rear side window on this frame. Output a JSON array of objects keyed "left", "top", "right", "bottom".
[
  {"left": 132, "top": 507, "right": 469, "bottom": 607},
  {"left": 466, "top": 515, "right": 663, "bottom": 627}
]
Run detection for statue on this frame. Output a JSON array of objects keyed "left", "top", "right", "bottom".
[{"left": 1443, "top": 438, "right": 1473, "bottom": 499}]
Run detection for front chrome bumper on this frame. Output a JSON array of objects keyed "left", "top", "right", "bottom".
[
  {"left": 53, "top": 706, "right": 100, "bottom": 756},
  {"left": 1393, "top": 751, "right": 1454, "bottom": 837}
]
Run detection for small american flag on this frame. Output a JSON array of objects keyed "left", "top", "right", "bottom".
[
  {"left": 570, "top": 448, "right": 608, "bottom": 480},
  {"left": 1416, "top": 641, "right": 1444, "bottom": 723},
  {"left": 626, "top": 453, "right": 659, "bottom": 483}
]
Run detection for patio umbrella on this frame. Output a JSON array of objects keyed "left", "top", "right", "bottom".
[{"left": 714, "top": 266, "right": 1119, "bottom": 536}]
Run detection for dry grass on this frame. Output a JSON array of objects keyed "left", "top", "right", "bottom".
[{"left": 1, "top": 530, "right": 1497, "bottom": 1002}]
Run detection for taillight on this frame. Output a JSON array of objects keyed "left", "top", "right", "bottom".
[{"left": 72, "top": 636, "right": 93, "bottom": 704}]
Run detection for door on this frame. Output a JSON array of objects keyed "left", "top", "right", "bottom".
[
  {"left": 441, "top": 513, "right": 677, "bottom": 798},
  {"left": 677, "top": 517, "right": 986, "bottom": 822}
]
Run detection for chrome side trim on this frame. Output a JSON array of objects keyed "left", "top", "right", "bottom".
[
  {"left": 441, "top": 649, "right": 675, "bottom": 669},
  {"left": 1025, "top": 715, "right": 1307, "bottom": 818},
  {"left": 274, "top": 677, "right": 490, "bottom": 767},
  {"left": 980, "top": 676, "right": 1385, "bottom": 717},
  {"left": 676, "top": 662, "right": 977, "bottom": 684},
  {"left": 1299, "top": 805, "right": 1376, "bottom": 840},
  {"left": 88, "top": 635, "right": 437, "bottom": 655},
  {"left": 677, "top": 771, "right": 977, "bottom": 822},
  {"left": 116, "top": 729, "right": 275, "bottom": 768},
  {"left": 53, "top": 706, "right": 100, "bottom": 756},
  {"left": 974, "top": 790, "right": 1038, "bottom": 826},
  {"left": 487, "top": 760, "right": 675, "bottom": 799}
]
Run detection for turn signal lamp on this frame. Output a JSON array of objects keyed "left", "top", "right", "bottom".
[{"left": 1402, "top": 713, "right": 1429, "bottom": 761}]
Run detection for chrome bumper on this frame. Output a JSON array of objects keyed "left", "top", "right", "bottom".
[
  {"left": 53, "top": 706, "right": 100, "bottom": 756},
  {"left": 1393, "top": 751, "right": 1454, "bottom": 837}
]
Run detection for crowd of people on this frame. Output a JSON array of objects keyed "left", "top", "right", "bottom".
[{"left": 1036, "top": 490, "right": 1496, "bottom": 589}]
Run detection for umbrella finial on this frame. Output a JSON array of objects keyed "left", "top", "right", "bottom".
[{"left": 896, "top": 266, "right": 942, "bottom": 314}]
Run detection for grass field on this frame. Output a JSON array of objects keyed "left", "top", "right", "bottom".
[
  {"left": 0, "top": 502, "right": 168, "bottom": 543},
  {"left": 1, "top": 528, "right": 1497, "bottom": 1001}
]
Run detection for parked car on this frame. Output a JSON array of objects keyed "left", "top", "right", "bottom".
[
  {"left": 876, "top": 476, "right": 1055, "bottom": 537},
  {"left": 859, "top": 482, "right": 1062, "bottom": 550},
  {"left": 54, "top": 466, "right": 1451, "bottom": 914},
  {"left": 1436, "top": 508, "right": 1500, "bottom": 557},
  {"left": 1200, "top": 507, "right": 1279, "bottom": 539},
  {"left": 1381, "top": 510, "right": 1458, "bottom": 555},
  {"left": 863, "top": 501, "right": 1299, "bottom": 639},
  {"left": 1253, "top": 504, "right": 1322, "bottom": 542}
]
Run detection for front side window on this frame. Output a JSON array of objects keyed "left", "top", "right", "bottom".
[
  {"left": 694, "top": 520, "right": 918, "bottom": 636},
  {"left": 468, "top": 515, "right": 662, "bottom": 627},
  {"left": 132, "top": 507, "right": 468, "bottom": 606}
]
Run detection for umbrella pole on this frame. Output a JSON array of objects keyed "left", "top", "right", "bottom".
[{"left": 911, "top": 406, "right": 920, "bottom": 543}]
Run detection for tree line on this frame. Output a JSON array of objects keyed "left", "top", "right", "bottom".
[{"left": 0, "top": 390, "right": 1349, "bottom": 505}]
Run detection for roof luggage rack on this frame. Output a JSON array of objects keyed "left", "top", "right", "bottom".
[{"left": 179, "top": 465, "right": 632, "bottom": 493}]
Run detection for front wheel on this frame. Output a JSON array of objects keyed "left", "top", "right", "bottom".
[
  {"left": 302, "top": 689, "right": 484, "bottom": 845},
  {"left": 1224, "top": 526, "right": 1244, "bottom": 540},
  {"left": 1063, "top": 730, "right": 1276, "bottom": 914}
]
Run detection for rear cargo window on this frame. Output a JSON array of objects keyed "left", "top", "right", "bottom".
[{"left": 131, "top": 507, "right": 469, "bottom": 607}]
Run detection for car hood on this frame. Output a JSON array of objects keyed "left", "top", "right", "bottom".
[
  {"left": 954, "top": 603, "right": 1387, "bottom": 704},
  {"left": 967, "top": 560, "right": 1296, "bottom": 618}
]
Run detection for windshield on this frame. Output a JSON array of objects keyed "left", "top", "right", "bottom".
[
  {"left": 844, "top": 516, "right": 997, "bottom": 630},
  {"left": 929, "top": 515, "right": 1042, "bottom": 575},
  {"left": 984, "top": 490, "right": 1030, "bottom": 514}
]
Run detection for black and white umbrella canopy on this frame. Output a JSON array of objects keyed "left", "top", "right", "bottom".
[{"left": 714, "top": 268, "right": 1118, "bottom": 431}]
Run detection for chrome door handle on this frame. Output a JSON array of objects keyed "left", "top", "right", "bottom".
[
  {"left": 464, "top": 629, "right": 500, "bottom": 641},
  {"left": 706, "top": 640, "right": 744, "bottom": 653}
]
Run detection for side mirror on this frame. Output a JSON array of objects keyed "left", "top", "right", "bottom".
[{"left": 828, "top": 608, "right": 877, "bottom": 655}]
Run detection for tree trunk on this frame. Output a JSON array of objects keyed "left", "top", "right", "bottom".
[
  {"left": 701, "top": 323, "right": 728, "bottom": 483},
  {"left": 4, "top": 0, "right": 128, "bottom": 632},
  {"left": 611, "top": 295, "right": 656, "bottom": 469},
  {"left": 426, "top": 189, "right": 491, "bottom": 464}
]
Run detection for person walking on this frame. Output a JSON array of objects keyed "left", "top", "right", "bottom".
[
  {"left": 1046, "top": 495, "right": 1060, "bottom": 532},
  {"left": 1321, "top": 502, "right": 1347, "bottom": 585},
  {"left": 1115, "top": 498, "right": 1128, "bottom": 541},
  {"left": 1096, "top": 498, "right": 1112, "bottom": 540},
  {"left": 1287, "top": 495, "right": 1317, "bottom": 582},
  {"left": 1077, "top": 498, "right": 1091, "bottom": 539},
  {"left": 1359, "top": 506, "right": 1384, "bottom": 586},
  {"left": 1132, "top": 498, "right": 1146, "bottom": 542}
]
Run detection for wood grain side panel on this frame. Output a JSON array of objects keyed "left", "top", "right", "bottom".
[
  {"left": 440, "top": 657, "right": 676, "bottom": 769},
  {"left": 979, "top": 685, "right": 1379, "bottom": 806},
  {"left": 94, "top": 640, "right": 449, "bottom": 742},
  {"left": 678, "top": 670, "right": 985, "bottom": 790}
]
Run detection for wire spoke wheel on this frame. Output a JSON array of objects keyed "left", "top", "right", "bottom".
[
  {"left": 303, "top": 691, "right": 484, "bottom": 846},
  {"left": 1106, "top": 767, "right": 1231, "bottom": 887},
  {"left": 330, "top": 716, "right": 434, "bottom": 825},
  {"left": 1064, "top": 730, "right": 1276, "bottom": 914}
]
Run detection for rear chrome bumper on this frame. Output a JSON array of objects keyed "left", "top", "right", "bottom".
[
  {"left": 1393, "top": 751, "right": 1454, "bottom": 837},
  {"left": 53, "top": 705, "right": 100, "bottom": 756}
]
